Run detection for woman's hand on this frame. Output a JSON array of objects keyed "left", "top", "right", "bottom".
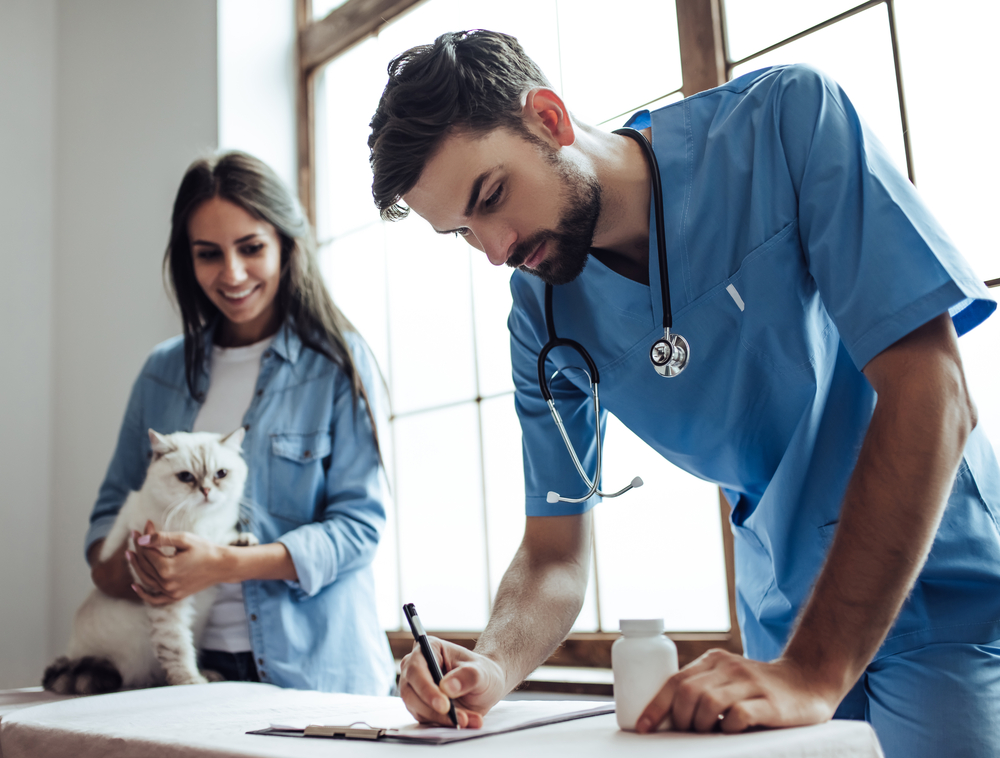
[
  {"left": 89, "top": 538, "right": 142, "bottom": 602},
  {"left": 126, "top": 524, "right": 231, "bottom": 606}
]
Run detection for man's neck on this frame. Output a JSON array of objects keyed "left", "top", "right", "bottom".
[{"left": 577, "top": 124, "right": 654, "bottom": 285}]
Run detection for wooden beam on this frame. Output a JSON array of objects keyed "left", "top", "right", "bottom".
[
  {"left": 719, "top": 490, "right": 743, "bottom": 654},
  {"left": 675, "top": 0, "right": 727, "bottom": 96},
  {"left": 386, "top": 630, "right": 742, "bottom": 671},
  {"left": 295, "top": 0, "right": 316, "bottom": 222},
  {"left": 300, "top": 0, "right": 428, "bottom": 74}
]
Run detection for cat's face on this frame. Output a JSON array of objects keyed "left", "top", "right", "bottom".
[{"left": 145, "top": 428, "right": 248, "bottom": 523}]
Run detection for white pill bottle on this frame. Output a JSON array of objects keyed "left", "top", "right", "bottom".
[{"left": 612, "top": 618, "right": 679, "bottom": 731}]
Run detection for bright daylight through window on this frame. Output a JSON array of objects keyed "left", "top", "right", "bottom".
[
  {"left": 311, "top": 0, "right": 730, "bottom": 638},
  {"left": 306, "top": 0, "right": 999, "bottom": 647}
]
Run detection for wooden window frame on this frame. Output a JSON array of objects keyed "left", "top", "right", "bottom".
[
  {"left": 295, "top": 0, "right": 999, "bottom": 684},
  {"left": 295, "top": 0, "right": 747, "bottom": 671}
]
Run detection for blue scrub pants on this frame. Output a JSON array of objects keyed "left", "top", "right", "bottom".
[{"left": 834, "top": 638, "right": 1000, "bottom": 757}]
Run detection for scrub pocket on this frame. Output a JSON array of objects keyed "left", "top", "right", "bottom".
[{"left": 268, "top": 430, "right": 332, "bottom": 524}]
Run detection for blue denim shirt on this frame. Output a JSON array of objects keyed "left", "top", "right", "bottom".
[{"left": 86, "top": 322, "right": 396, "bottom": 694}]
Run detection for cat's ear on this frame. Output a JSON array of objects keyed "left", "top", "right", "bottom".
[
  {"left": 148, "top": 429, "right": 175, "bottom": 458},
  {"left": 220, "top": 427, "right": 245, "bottom": 451}
]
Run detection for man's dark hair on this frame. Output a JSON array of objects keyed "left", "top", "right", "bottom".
[{"left": 368, "top": 30, "right": 551, "bottom": 221}]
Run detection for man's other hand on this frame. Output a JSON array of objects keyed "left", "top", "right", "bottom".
[{"left": 636, "top": 649, "right": 839, "bottom": 734}]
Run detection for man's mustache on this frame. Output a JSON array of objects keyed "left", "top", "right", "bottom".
[{"left": 506, "top": 233, "right": 552, "bottom": 269}]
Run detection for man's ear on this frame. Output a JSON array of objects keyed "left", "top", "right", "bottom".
[{"left": 521, "top": 88, "right": 575, "bottom": 148}]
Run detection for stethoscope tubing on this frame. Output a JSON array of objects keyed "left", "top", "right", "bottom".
[
  {"left": 538, "top": 125, "right": 679, "bottom": 504},
  {"left": 613, "top": 126, "right": 672, "bottom": 332}
]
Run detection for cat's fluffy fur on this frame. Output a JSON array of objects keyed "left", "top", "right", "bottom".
[{"left": 44, "top": 428, "right": 252, "bottom": 694}]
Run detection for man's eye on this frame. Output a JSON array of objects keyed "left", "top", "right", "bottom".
[
  {"left": 176, "top": 471, "right": 195, "bottom": 483},
  {"left": 453, "top": 228, "right": 471, "bottom": 238},
  {"left": 484, "top": 184, "right": 503, "bottom": 208}
]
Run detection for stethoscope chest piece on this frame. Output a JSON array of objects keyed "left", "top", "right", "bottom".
[{"left": 650, "top": 331, "right": 690, "bottom": 377}]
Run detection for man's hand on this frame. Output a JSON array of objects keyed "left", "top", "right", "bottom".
[
  {"left": 126, "top": 526, "right": 228, "bottom": 605},
  {"left": 398, "top": 637, "right": 507, "bottom": 729},
  {"left": 636, "top": 649, "right": 837, "bottom": 734}
]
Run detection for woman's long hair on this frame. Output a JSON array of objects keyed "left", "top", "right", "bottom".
[{"left": 164, "top": 151, "right": 380, "bottom": 452}]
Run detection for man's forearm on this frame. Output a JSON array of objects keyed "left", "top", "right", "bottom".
[
  {"left": 474, "top": 514, "right": 592, "bottom": 694},
  {"left": 782, "top": 314, "right": 975, "bottom": 698}
]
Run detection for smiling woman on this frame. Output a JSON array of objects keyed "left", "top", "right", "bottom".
[
  {"left": 80, "top": 151, "right": 396, "bottom": 694},
  {"left": 188, "top": 198, "right": 283, "bottom": 347}
]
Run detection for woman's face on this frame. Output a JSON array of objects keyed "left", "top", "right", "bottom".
[{"left": 189, "top": 196, "right": 283, "bottom": 346}]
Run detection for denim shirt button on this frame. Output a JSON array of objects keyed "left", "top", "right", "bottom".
[
  {"left": 250, "top": 614, "right": 257, "bottom": 622},
  {"left": 258, "top": 658, "right": 265, "bottom": 666}
]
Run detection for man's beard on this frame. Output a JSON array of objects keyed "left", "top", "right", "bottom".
[{"left": 506, "top": 154, "right": 601, "bottom": 287}]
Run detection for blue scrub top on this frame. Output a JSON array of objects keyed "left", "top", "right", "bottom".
[{"left": 509, "top": 64, "right": 999, "bottom": 662}]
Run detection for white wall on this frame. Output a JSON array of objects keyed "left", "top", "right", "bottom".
[
  {"left": 218, "top": 0, "right": 298, "bottom": 193},
  {"left": 47, "top": 0, "right": 220, "bottom": 660},
  {"left": 0, "top": 0, "right": 297, "bottom": 687},
  {"left": 0, "top": 0, "right": 57, "bottom": 690}
]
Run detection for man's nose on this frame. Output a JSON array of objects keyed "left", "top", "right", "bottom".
[{"left": 476, "top": 224, "right": 517, "bottom": 267}]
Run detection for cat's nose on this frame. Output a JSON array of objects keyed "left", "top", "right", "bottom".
[{"left": 200, "top": 486, "right": 210, "bottom": 498}]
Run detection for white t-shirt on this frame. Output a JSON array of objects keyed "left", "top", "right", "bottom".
[{"left": 193, "top": 337, "right": 271, "bottom": 653}]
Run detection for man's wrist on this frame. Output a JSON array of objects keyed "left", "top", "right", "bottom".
[{"left": 777, "top": 643, "right": 858, "bottom": 705}]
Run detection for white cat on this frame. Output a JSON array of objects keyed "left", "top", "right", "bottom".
[{"left": 44, "top": 428, "right": 254, "bottom": 694}]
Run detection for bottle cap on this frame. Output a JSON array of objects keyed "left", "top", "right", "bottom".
[{"left": 619, "top": 618, "right": 665, "bottom": 634}]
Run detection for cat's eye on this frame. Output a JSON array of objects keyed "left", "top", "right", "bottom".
[
  {"left": 176, "top": 471, "right": 195, "bottom": 483},
  {"left": 215, "top": 469, "right": 228, "bottom": 479}
]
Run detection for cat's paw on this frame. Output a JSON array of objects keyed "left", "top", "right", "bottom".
[
  {"left": 229, "top": 532, "right": 259, "bottom": 547},
  {"left": 201, "top": 668, "right": 226, "bottom": 683},
  {"left": 44, "top": 656, "right": 122, "bottom": 695},
  {"left": 169, "top": 672, "right": 209, "bottom": 686}
]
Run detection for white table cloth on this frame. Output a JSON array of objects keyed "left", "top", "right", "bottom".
[{"left": 0, "top": 682, "right": 883, "bottom": 758}]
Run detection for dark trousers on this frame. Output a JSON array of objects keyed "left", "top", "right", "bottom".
[{"left": 198, "top": 649, "right": 260, "bottom": 682}]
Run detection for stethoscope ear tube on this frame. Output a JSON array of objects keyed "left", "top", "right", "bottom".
[
  {"left": 537, "top": 280, "right": 601, "bottom": 402},
  {"left": 536, "top": 337, "right": 600, "bottom": 403}
]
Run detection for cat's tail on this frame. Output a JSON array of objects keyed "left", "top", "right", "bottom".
[{"left": 43, "top": 655, "right": 122, "bottom": 695}]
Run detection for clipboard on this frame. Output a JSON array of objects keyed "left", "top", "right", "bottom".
[{"left": 248, "top": 701, "right": 615, "bottom": 745}]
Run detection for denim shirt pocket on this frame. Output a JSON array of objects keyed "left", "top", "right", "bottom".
[{"left": 268, "top": 430, "right": 333, "bottom": 524}]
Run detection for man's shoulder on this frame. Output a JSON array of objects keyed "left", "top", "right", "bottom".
[{"left": 667, "top": 63, "right": 837, "bottom": 120}]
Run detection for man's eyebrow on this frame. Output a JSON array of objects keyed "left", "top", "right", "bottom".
[
  {"left": 464, "top": 171, "right": 490, "bottom": 217},
  {"left": 431, "top": 170, "right": 496, "bottom": 234}
]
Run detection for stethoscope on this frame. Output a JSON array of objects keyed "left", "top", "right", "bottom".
[{"left": 538, "top": 127, "right": 690, "bottom": 505}]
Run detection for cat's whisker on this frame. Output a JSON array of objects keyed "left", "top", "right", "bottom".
[{"left": 162, "top": 494, "right": 197, "bottom": 532}]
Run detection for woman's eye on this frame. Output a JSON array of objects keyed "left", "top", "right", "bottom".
[
  {"left": 484, "top": 184, "right": 503, "bottom": 208},
  {"left": 176, "top": 471, "right": 195, "bottom": 483},
  {"left": 215, "top": 469, "right": 228, "bottom": 479},
  {"left": 241, "top": 243, "right": 264, "bottom": 255},
  {"left": 195, "top": 249, "right": 220, "bottom": 260}
]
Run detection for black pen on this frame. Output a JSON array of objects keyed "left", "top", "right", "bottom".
[{"left": 403, "top": 603, "right": 459, "bottom": 728}]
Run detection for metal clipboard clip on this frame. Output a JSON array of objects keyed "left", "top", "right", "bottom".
[{"left": 304, "top": 722, "right": 386, "bottom": 740}]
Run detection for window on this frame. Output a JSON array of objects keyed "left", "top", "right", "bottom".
[
  {"left": 720, "top": 0, "right": 1000, "bottom": 460},
  {"left": 297, "top": 0, "right": 999, "bottom": 667}
]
